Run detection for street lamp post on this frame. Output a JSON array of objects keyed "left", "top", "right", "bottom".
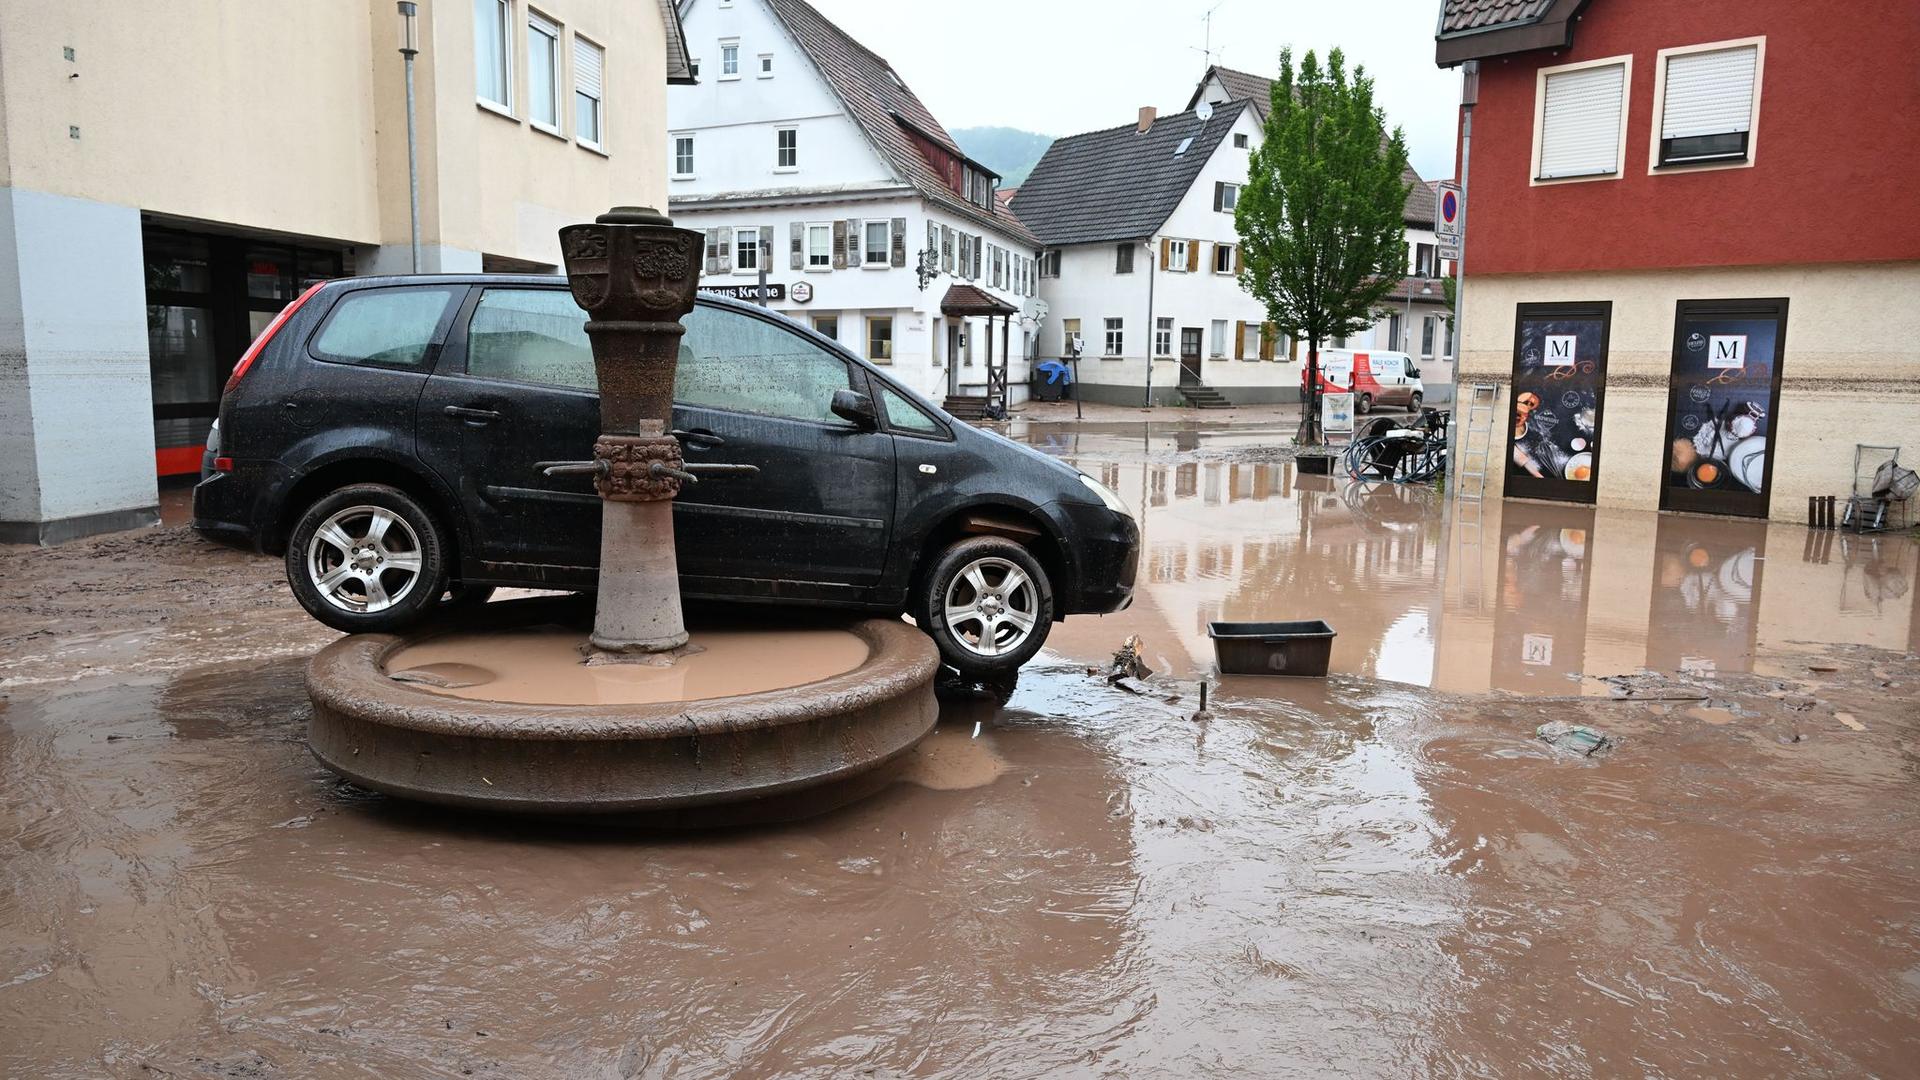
[{"left": 398, "top": 2, "right": 422, "bottom": 274}]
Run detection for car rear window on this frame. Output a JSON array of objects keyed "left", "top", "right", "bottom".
[
  {"left": 467, "top": 288, "right": 594, "bottom": 390},
  {"left": 311, "top": 286, "right": 458, "bottom": 368}
]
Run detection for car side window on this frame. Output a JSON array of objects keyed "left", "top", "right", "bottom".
[
  {"left": 679, "top": 304, "right": 852, "bottom": 424},
  {"left": 876, "top": 383, "right": 943, "bottom": 436},
  {"left": 311, "top": 286, "right": 458, "bottom": 368},
  {"left": 466, "top": 288, "right": 595, "bottom": 390}
]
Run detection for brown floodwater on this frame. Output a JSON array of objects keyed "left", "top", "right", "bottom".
[
  {"left": 385, "top": 624, "right": 869, "bottom": 705},
  {"left": 2, "top": 417, "right": 1917, "bottom": 1077}
]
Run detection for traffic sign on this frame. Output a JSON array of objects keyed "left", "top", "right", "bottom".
[{"left": 1435, "top": 181, "right": 1463, "bottom": 261}]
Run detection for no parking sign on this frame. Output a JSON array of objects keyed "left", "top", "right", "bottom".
[{"left": 1436, "top": 181, "right": 1462, "bottom": 260}]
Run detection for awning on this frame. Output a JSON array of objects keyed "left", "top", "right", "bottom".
[{"left": 939, "top": 284, "right": 1017, "bottom": 317}]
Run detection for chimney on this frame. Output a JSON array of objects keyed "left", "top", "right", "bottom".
[{"left": 1137, "top": 106, "right": 1156, "bottom": 133}]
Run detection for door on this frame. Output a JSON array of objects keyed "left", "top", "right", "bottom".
[
  {"left": 1657, "top": 299, "right": 1788, "bottom": 518},
  {"left": 947, "top": 321, "right": 963, "bottom": 397},
  {"left": 1504, "top": 301, "right": 1612, "bottom": 504},
  {"left": 1179, "top": 328, "right": 1203, "bottom": 385},
  {"left": 671, "top": 302, "right": 897, "bottom": 598}
]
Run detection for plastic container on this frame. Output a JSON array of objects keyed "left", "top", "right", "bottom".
[
  {"left": 1207, "top": 620, "right": 1337, "bottom": 677},
  {"left": 1295, "top": 454, "right": 1335, "bottom": 475}
]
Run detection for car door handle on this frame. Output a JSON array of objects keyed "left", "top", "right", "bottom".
[
  {"left": 444, "top": 405, "right": 501, "bottom": 423},
  {"left": 672, "top": 428, "right": 724, "bottom": 449}
]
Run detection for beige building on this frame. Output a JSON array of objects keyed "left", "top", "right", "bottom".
[{"left": 0, "top": 0, "right": 691, "bottom": 543}]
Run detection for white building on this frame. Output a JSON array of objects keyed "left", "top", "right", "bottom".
[
  {"left": 1013, "top": 68, "right": 1452, "bottom": 408},
  {"left": 666, "top": 0, "right": 1039, "bottom": 414}
]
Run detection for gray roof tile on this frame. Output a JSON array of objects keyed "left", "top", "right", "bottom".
[{"left": 1438, "top": 0, "right": 1559, "bottom": 35}]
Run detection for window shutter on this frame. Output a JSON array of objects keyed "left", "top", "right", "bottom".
[
  {"left": 759, "top": 226, "right": 774, "bottom": 269},
  {"left": 1260, "top": 322, "right": 1276, "bottom": 361},
  {"left": 790, "top": 222, "right": 804, "bottom": 270},
  {"left": 1234, "top": 245, "right": 1243, "bottom": 274},
  {"left": 1188, "top": 242, "right": 1201, "bottom": 273},
  {"left": 1234, "top": 321, "right": 1246, "bottom": 360},
  {"left": 1159, "top": 237, "right": 1171, "bottom": 270},
  {"left": 1289, "top": 337, "right": 1300, "bottom": 362},
  {"left": 971, "top": 235, "right": 982, "bottom": 279},
  {"left": 1538, "top": 63, "right": 1626, "bottom": 179},
  {"left": 717, "top": 226, "right": 733, "bottom": 272},
  {"left": 891, "top": 218, "right": 907, "bottom": 267},
  {"left": 704, "top": 228, "right": 720, "bottom": 275},
  {"left": 1213, "top": 182, "right": 1225, "bottom": 212},
  {"left": 1662, "top": 46, "right": 1758, "bottom": 139},
  {"left": 832, "top": 220, "right": 847, "bottom": 269},
  {"left": 845, "top": 218, "right": 861, "bottom": 264}
]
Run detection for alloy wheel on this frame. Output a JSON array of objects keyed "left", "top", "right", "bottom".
[
  {"left": 942, "top": 557, "right": 1039, "bottom": 658},
  {"left": 305, "top": 505, "right": 424, "bottom": 614}
]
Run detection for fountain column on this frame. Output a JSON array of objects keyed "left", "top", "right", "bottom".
[{"left": 558, "top": 206, "right": 704, "bottom": 655}]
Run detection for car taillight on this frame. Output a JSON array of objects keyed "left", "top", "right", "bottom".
[
  {"left": 213, "top": 457, "right": 234, "bottom": 473},
  {"left": 224, "top": 281, "right": 323, "bottom": 396}
]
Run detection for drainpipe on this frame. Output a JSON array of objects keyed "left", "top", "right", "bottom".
[
  {"left": 1446, "top": 61, "right": 1477, "bottom": 497},
  {"left": 398, "top": 2, "right": 422, "bottom": 274},
  {"left": 1142, "top": 238, "right": 1157, "bottom": 409}
]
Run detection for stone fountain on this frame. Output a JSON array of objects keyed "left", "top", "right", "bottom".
[{"left": 303, "top": 207, "right": 939, "bottom": 815}]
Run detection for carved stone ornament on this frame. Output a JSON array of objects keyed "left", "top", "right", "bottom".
[{"left": 594, "top": 434, "right": 684, "bottom": 502}]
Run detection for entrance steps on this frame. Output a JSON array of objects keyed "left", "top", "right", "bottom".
[
  {"left": 1179, "top": 385, "right": 1234, "bottom": 409},
  {"left": 942, "top": 395, "right": 990, "bottom": 421}
]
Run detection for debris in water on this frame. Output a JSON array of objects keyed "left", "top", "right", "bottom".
[
  {"left": 1808, "top": 664, "right": 1839, "bottom": 673},
  {"left": 1108, "top": 635, "right": 1153, "bottom": 683},
  {"left": 971, "top": 721, "right": 981, "bottom": 739},
  {"left": 1835, "top": 712, "right": 1865, "bottom": 731},
  {"left": 1112, "top": 676, "right": 1153, "bottom": 695},
  {"left": 1537, "top": 722, "right": 1614, "bottom": 757}
]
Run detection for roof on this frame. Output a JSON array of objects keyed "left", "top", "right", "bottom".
[
  {"left": 1010, "top": 102, "right": 1253, "bottom": 247},
  {"left": 1184, "top": 68, "right": 1436, "bottom": 228},
  {"left": 659, "top": 0, "right": 696, "bottom": 84},
  {"left": 939, "top": 283, "right": 1017, "bottom": 317},
  {"left": 763, "top": 0, "right": 1037, "bottom": 246},
  {"left": 1433, "top": 0, "right": 1591, "bottom": 67}
]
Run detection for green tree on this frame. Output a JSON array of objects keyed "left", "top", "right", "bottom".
[{"left": 1236, "top": 48, "right": 1412, "bottom": 445}]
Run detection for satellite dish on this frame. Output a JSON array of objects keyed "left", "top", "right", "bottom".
[
  {"left": 1196, "top": 100, "right": 1215, "bottom": 122},
  {"left": 1021, "top": 297, "right": 1049, "bottom": 323}
]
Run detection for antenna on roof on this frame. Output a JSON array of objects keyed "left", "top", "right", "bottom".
[{"left": 1189, "top": 1, "right": 1228, "bottom": 71}]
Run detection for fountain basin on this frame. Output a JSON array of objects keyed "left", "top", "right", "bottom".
[{"left": 306, "top": 600, "right": 939, "bottom": 815}]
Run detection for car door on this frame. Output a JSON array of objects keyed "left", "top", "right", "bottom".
[
  {"left": 671, "top": 302, "right": 896, "bottom": 600},
  {"left": 415, "top": 285, "right": 603, "bottom": 580}
]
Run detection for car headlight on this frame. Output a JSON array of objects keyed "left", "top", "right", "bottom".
[{"left": 1077, "top": 473, "right": 1131, "bottom": 518}]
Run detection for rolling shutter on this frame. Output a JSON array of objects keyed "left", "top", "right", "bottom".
[
  {"left": 575, "top": 37, "right": 604, "bottom": 101},
  {"left": 1537, "top": 63, "right": 1626, "bottom": 179},
  {"left": 1661, "top": 45, "right": 1757, "bottom": 140}
]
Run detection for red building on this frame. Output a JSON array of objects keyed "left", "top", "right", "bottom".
[{"left": 1436, "top": 0, "right": 1920, "bottom": 518}]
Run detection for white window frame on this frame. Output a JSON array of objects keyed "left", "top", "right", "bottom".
[
  {"left": 671, "top": 133, "right": 695, "bottom": 179},
  {"left": 526, "top": 10, "right": 563, "bottom": 136},
  {"left": 1213, "top": 243, "right": 1235, "bottom": 274},
  {"left": 775, "top": 126, "right": 797, "bottom": 172},
  {"left": 1529, "top": 53, "right": 1633, "bottom": 186},
  {"left": 1167, "top": 238, "right": 1189, "bottom": 272},
  {"left": 474, "top": 0, "right": 514, "bottom": 116},
  {"left": 573, "top": 34, "right": 606, "bottom": 153},
  {"left": 735, "top": 227, "right": 761, "bottom": 274},
  {"left": 805, "top": 222, "right": 833, "bottom": 270},
  {"left": 1154, "top": 317, "right": 1173, "bottom": 358},
  {"left": 1647, "top": 36, "right": 1766, "bottom": 175},
  {"left": 1209, "top": 319, "right": 1227, "bottom": 358},
  {"left": 1104, "top": 317, "right": 1124, "bottom": 357},
  {"left": 758, "top": 52, "right": 775, "bottom": 78},
  {"left": 861, "top": 219, "right": 890, "bottom": 267},
  {"left": 1218, "top": 182, "right": 1239, "bottom": 212},
  {"left": 719, "top": 39, "right": 741, "bottom": 79}
]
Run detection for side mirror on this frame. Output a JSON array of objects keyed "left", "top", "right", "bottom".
[{"left": 830, "top": 388, "right": 878, "bottom": 429}]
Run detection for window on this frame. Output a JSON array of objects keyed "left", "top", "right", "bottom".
[
  {"left": 1115, "top": 243, "right": 1134, "bottom": 274},
  {"left": 758, "top": 53, "right": 774, "bottom": 77},
  {"left": 1167, "top": 238, "right": 1189, "bottom": 271},
  {"left": 1104, "top": 317, "right": 1123, "bottom": 357},
  {"left": 867, "top": 315, "right": 894, "bottom": 363},
  {"left": 473, "top": 0, "right": 511, "bottom": 111},
  {"left": 940, "top": 226, "right": 954, "bottom": 272},
  {"left": 992, "top": 246, "right": 1005, "bottom": 289},
  {"left": 574, "top": 36, "right": 605, "bottom": 149},
  {"left": 1414, "top": 243, "right": 1436, "bottom": 277},
  {"left": 812, "top": 315, "right": 838, "bottom": 340},
  {"left": 689, "top": 57, "right": 699, "bottom": 78},
  {"left": 313, "top": 287, "right": 457, "bottom": 369},
  {"left": 1214, "top": 182, "right": 1239, "bottom": 212},
  {"left": 1533, "top": 56, "right": 1630, "bottom": 182},
  {"left": 1233, "top": 132, "right": 1249, "bottom": 148},
  {"left": 466, "top": 288, "right": 595, "bottom": 388},
  {"left": 527, "top": 11, "right": 561, "bottom": 132},
  {"left": 1237, "top": 322, "right": 1260, "bottom": 359},
  {"left": 806, "top": 223, "right": 832, "bottom": 268},
  {"left": 1388, "top": 312, "right": 1403, "bottom": 351},
  {"left": 735, "top": 228, "right": 760, "bottom": 272},
  {"left": 672, "top": 134, "right": 695, "bottom": 178},
  {"left": 1062, "top": 318, "right": 1081, "bottom": 356},
  {"left": 1154, "top": 317, "right": 1173, "bottom": 357},
  {"left": 1653, "top": 40, "right": 1761, "bottom": 168},
  {"left": 776, "top": 127, "right": 797, "bottom": 170},
  {"left": 878, "top": 383, "right": 943, "bottom": 435},
  {"left": 720, "top": 40, "right": 740, "bottom": 78},
  {"left": 1213, "top": 244, "right": 1235, "bottom": 274},
  {"left": 1421, "top": 317, "right": 1435, "bottom": 358},
  {"left": 1209, "top": 319, "right": 1227, "bottom": 357},
  {"left": 678, "top": 304, "right": 854, "bottom": 424},
  {"left": 1041, "top": 250, "right": 1061, "bottom": 278},
  {"left": 863, "top": 220, "right": 890, "bottom": 265}
]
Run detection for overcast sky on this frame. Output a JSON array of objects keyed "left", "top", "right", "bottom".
[{"left": 804, "top": 0, "right": 1462, "bottom": 181}]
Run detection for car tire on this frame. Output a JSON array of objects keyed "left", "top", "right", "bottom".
[
  {"left": 917, "top": 536, "right": 1054, "bottom": 677},
  {"left": 1356, "top": 393, "right": 1373, "bottom": 415},
  {"left": 1409, "top": 391, "right": 1423, "bottom": 413},
  {"left": 286, "top": 483, "right": 449, "bottom": 634}
]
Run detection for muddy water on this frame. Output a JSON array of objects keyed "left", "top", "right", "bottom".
[
  {"left": 3, "top": 423, "right": 1919, "bottom": 1077},
  {"left": 385, "top": 625, "right": 868, "bottom": 705}
]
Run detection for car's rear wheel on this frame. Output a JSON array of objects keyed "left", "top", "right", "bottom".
[
  {"left": 1409, "top": 391, "right": 1423, "bottom": 413},
  {"left": 286, "top": 484, "right": 448, "bottom": 633},
  {"left": 1356, "top": 392, "right": 1374, "bottom": 415},
  {"left": 918, "top": 536, "right": 1054, "bottom": 677}
]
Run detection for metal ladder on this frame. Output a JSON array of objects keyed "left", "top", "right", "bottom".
[{"left": 1450, "top": 384, "right": 1500, "bottom": 612}]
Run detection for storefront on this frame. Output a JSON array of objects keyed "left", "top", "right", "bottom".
[{"left": 142, "top": 223, "right": 344, "bottom": 475}]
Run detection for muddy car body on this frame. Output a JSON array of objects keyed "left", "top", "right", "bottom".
[{"left": 193, "top": 275, "right": 1138, "bottom": 675}]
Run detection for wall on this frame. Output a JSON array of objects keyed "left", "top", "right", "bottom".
[
  {"left": 1463, "top": 0, "right": 1920, "bottom": 275},
  {"left": 1457, "top": 262, "right": 1920, "bottom": 513}
]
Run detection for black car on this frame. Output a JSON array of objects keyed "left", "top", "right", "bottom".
[{"left": 193, "top": 275, "right": 1137, "bottom": 676}]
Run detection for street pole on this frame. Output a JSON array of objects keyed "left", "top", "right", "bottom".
[
  {"left": 398, "top": 2, "right": 421, "bottom": 274},
  {"left": 1447, "top": 60, "right": 1477, "bottom": 498},
  {"left": 1142, "top": 240, "right": 1156, "bottom": 409}
]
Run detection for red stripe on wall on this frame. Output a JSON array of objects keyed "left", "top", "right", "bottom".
[{"left": 156, "top": 445, "right": 204, "bottom": 476}]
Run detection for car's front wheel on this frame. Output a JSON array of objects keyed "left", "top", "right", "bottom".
[
  {"left": 286, "top": 483, "right": 449, "bottom": 633},
  {"left": 918, "top": 537, "right": 1054, "bottom": 676}
]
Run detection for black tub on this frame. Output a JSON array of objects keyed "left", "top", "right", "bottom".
[{"left": 1207, "top": 620, "right": 1337, "bottom": 677}]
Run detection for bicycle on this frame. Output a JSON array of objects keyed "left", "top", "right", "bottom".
[{"left": 1343, "top": 407, "right": 1450, "bottom": 484}]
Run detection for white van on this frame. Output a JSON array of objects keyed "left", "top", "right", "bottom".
[{"left": 1307, "top": 350, "right": 1426, "bottom": 414}]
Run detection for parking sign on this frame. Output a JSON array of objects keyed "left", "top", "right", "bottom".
[{"left": 1435, "top": 181, "right": 1462, "bottom": 260}]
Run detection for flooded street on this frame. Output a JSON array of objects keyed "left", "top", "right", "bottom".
[{"left": 4, "top": 418, "right": 1919, "bottom": 1078}]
